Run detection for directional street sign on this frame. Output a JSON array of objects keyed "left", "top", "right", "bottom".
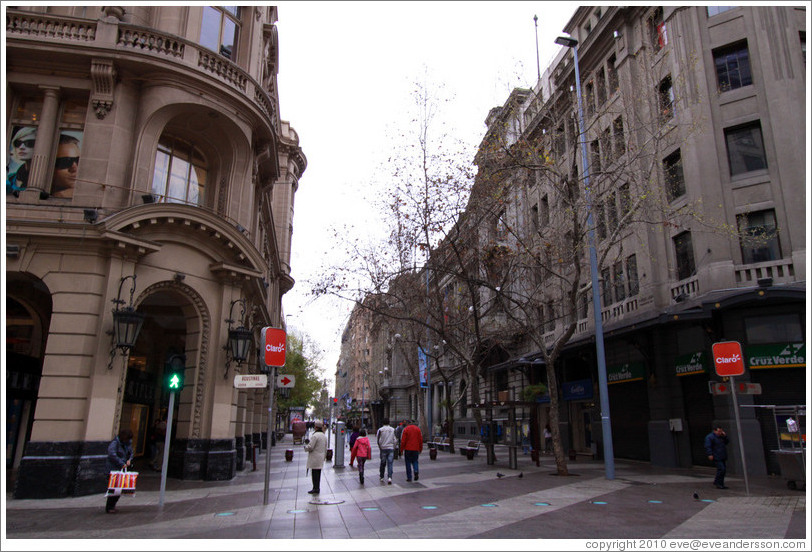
[
  {"left": 277, "top": 374, "right": 295, "bottom": 388},
  {"left": 708, "top": 381, "right": 762, "bottom": 395},
  {"left": 234, "top": 374, "right": 268, "bottom": 389}
]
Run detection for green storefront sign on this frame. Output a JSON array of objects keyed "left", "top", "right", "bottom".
[
  {"left": 746, "top": 343, "right": 805, "bottom": 370},
  {"left": 608, "top": 362, "right": 645, "bottom": 384},
  {"left": 675, "top": 351, "right": 708, "bottom": 376}
]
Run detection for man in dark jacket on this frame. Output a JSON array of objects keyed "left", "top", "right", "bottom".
[
  {"left": 106, "top": 428, "right": 134, "bottom": 513},
  {"left": 704, "top": 426, "right": 730, "bottom": 489}
]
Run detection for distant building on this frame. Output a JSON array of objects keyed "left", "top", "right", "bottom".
[{"left": 6, "top": 5, "right": 305, "bottom": 498}]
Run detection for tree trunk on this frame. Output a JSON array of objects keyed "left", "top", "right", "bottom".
[{"left": 546, "top": 361, "right": 569, "bottom": 476}]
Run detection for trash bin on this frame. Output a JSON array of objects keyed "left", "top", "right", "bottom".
[{"left": 285, "top": 449, "right": 293, "bottom": 462}]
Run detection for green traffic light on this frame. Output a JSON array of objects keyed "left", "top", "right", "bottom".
[{"left": 166, "top": 371, "right": 184, "bottom": 391}]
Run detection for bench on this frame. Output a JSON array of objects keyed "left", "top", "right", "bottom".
[
  {"left": 460, "top": 440, "right": 480, "bottom": 459},
  {"left": 435, "top": 437, "right": 451, "bottom": 452}
]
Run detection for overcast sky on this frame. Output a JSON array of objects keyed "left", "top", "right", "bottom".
[{"left": 275, "top": 1, "right": 579, "bottom": 387}]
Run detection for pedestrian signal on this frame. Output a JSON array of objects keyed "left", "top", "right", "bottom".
[{"left": 165, "top": 370, "right": 184, "bottom": 391}]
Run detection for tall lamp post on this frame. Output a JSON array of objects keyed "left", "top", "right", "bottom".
[{"left": 555, "top": 34, "right": 615, "bottom": 480}]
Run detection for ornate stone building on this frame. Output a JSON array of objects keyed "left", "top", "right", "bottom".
[{"left": 5, "top": 5, "right": 305, "bottom": 498}]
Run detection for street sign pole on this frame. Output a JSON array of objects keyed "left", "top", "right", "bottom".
[
  {"left": 728, "top": 375, "right": 750, "bottom": 496},
  {"left": 158, "top": 390, "right": 175, "bottom": 507},
  {"left": 264, "top": 366, "right": 276, "bottom": 506}
]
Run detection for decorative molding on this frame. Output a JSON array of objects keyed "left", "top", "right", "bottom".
[{"left": 90, "top": 58, "right": 116, "bottom": 119}]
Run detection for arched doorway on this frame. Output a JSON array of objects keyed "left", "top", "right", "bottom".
[
  {"left": 6, "top": 274, "right": 52, "bottom": 473},
  {"left": 123, "top": 287, "right": 199, "bottom": 472}
]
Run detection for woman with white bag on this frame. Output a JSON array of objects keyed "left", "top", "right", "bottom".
[{"left": 105, "top": 428, "right": 134, "bottom": 513}]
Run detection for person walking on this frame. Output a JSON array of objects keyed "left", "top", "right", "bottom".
[
  {"left": 376, "top": 417, "right": 396, "bottom": 484},
  {"left": 400, "top": 419, "right": 423, "bottom": 482},
  {"left": 304, "top": 419, "right": 328, "bottom": 494},
  {"left": 348, "top": 425, "right": 360, "bottom": 467},
  {"left": 544, "top": 424, "right": 552, "bottom": 454},
  {"left": 105, "top": 429, "right": 134, "bottom": 513},
  {"left": 351, "top": 428, "right": 372, "bottom": 484},
  {"left": 394, "top": 419, "right": 406, "bottom": 460},
  {"left": 704, "top": 426, "right": 730, "bottom": 489}
]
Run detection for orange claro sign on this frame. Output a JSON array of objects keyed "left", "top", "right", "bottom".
[
  {"left": 712, "top": 340, "right": 745, "bottom": 377},
  {"left": 263, "top": 327, "right": 286, "bottom": 367}
]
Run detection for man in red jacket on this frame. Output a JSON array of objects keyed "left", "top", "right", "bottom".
[{"left": 400, "top": 419, "right": 423, "bottom": 482}]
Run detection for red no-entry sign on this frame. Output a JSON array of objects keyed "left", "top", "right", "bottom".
[
  {"left": 712, "top": 341, "right": 745, "bottom": 377},
  {"left": 263, "top": 327, "right": 286, "bottom": 367}
]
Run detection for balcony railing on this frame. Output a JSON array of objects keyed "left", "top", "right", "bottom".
[
  {"left": 735, "top": 259, "right": 795, "bottom": 286},
  {"left": 6, "top": 10, "right": 277, "bottom": 135}
]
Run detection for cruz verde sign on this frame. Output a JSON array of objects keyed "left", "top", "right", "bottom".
[
  {"left": 746, "top": 343, "right": 805, "bottom": 370},
  {"left": 675, "top": 351, "right": 708, "bottom": 376},
  {"left": 608, "top": 362, "right": 645, "bottom": 384}
]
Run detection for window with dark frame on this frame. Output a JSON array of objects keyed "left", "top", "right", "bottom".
[
  {"left": 744, "top": 314, "right": 803, "bottom": 344},
  {"left": 151, "top": 135, "right": 208, "bottom": 205},
  {"left": 663, "top": 149, "right": 685, "bottom": 202},
  {"left": 613, "top": 261, "right": 626, "bottom": 302},
  {"left": 658, "top": 75, "right": 675, "bottom": 123},
  {"left": 586, "top": 80, "right": 595, "bottom": 118},
  {"left": 540, "top": 195, "right": 550, "bottom": 227},
  {"left": 725, "top": 121, "right": 768, "bottom": 176},
  {"left": 618, "top": 183, "right": 631, "bottom": 218},
  {"left": 596, "top": 67, "right": 607, "bottom": 106},
  {"left": 601, "top": 267, "right": 613, "bottom": 306},
  {"left": 596, "top": 200, "right": 607, "bottom": 241},
  {"left": 673, "top": 231, "right": 696, "bottom": 281},
  {"left": 200, "top": 6, "right": 240, "bottom": 60},
  {"left": 649, "top": 7, "right": 667, "bottom": 51},
  {"left": 713, "top": 41, "right": 752, "bottom": 92},
  {"left": 590, "top": 139, "right": 601, "bottom": 173},
  {"left": 737, "top": 209, "right": 781, "bottom": 264},
  {"left": 530, "top": 203, "right": 539, "bottom": 233},
  {"left": 626, "top": 254, "right": 639, "bottom": 296},
  {"left": 607, "top": 54, "right": 619, "bottom": 94},
  {"left": 545, "top": 301, "right": 556, "bottom": 333},
  {"left": 613, "top": 116, "right": 625, "bottom": 158}
]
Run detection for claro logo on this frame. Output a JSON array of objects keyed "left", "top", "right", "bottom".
[
  {"left": 712, "top": 341, "right": 744, "bottom": 376},
  {"left": 715, "top": 353, "right": 741, "bottom": 363},
  {"left": 266, "top": 342, "right": 285, "bottom": 353}
]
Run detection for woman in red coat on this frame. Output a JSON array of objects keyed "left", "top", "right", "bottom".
[{"left": 350, "top": 429, "right": 372, "bottom": 484}]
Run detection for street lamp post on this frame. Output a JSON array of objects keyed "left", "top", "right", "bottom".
[{"left": 555, "top": 34, "right": 615, "bottom": 480}]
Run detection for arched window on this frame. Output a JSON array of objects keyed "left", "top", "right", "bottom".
[{"left": 151, "top": 136, "right": 207, "bottom": 205}]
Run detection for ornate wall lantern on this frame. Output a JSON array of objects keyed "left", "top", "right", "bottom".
[
  {"left": 224, "top": 298, "right": 253, "bottom": 378},
  {"left": 108, "top": 275, "right": 145, "bottom": 369}
]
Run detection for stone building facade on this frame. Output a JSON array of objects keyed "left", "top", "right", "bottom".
[{"left": 5, "top": 5, "right": 305, "bottom": 498}]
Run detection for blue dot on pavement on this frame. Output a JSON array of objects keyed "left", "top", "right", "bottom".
[
  {"left": 422, "top": 506, "right": 438, "bottom": 510},
  {"left": 287, "top": 509, "right": 308, "bottom": 514},
  {"left": 592, "top": 501, "right": 608, "bottom": 505},
  {"left": 362, "top": 507, "right": 379, "bottom": 511},
  {"left": 534, "top": 502, "right": 551, "bottom": 506},
  {"left": 215, "top": 512, "right": 235, "bottom": 516},
  {"left": 648, "top": 500, "right": 663, "bottom": 504},
  {"left": 701, "top": 499, "right": 715, "bottom": 503},
  {"left": 480, "top": 503, "right": 498, "bottom": 507}
]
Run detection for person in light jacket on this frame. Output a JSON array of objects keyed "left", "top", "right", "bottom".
[
  {"left": 105, "top": 428, "right": 134, "bottom": 513},
  {"left": 376, "top": 418, "right": 396, "bottom": 484},
  {"left": 304, "top": 419, "right": 328, "bottom": 494}
]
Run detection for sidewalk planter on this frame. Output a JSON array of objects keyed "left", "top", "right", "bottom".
[
  {"left": 429, "top": 448, "right": 437, "bottom": 460},
  {"left": 285, "top": 449, "right": 293, "bottom": 462},
  {"left": 326, "top": 449, "right": 333, "bottom": 462},
  {"left": 466, "top": 449, "right": 476, "bottom": 460}
]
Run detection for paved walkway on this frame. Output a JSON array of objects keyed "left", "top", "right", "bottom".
[{"left": 3, "top": 433, "right": 808, "bottom": 544}]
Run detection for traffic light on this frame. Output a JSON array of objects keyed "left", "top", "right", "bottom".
[{"left": 164, "top": 354, "right": 185, "bottom": 392}]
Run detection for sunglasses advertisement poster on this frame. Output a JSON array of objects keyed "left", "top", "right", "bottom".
[{"left": 7, "top": 126, "right": 83, "bottom": 198}]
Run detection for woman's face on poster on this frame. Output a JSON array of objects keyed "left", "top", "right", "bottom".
[{"left": 13, "top": 135, "right": 35, "bottom": 161}]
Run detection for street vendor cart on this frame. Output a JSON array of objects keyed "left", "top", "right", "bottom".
[{"left": 743, "top": 404, "right": 805, "bottom": 490}]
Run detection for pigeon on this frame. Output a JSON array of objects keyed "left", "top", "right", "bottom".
[
  {"left": 518, "top": 472, "right": 524, "bottom": 479},
  {"left": 496, "top": 472, "right": 505, "bottom": 478},
  {"left": 693, "top": 492, "right": 699, "bottom": 500}
]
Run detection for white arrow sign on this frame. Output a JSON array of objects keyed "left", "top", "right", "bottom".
[
  {"left": 277, "top": 374, "right": 295, "bottom": 388},
  {"left": 234, "top": 374, "right": 268, "bottom": 389}
]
